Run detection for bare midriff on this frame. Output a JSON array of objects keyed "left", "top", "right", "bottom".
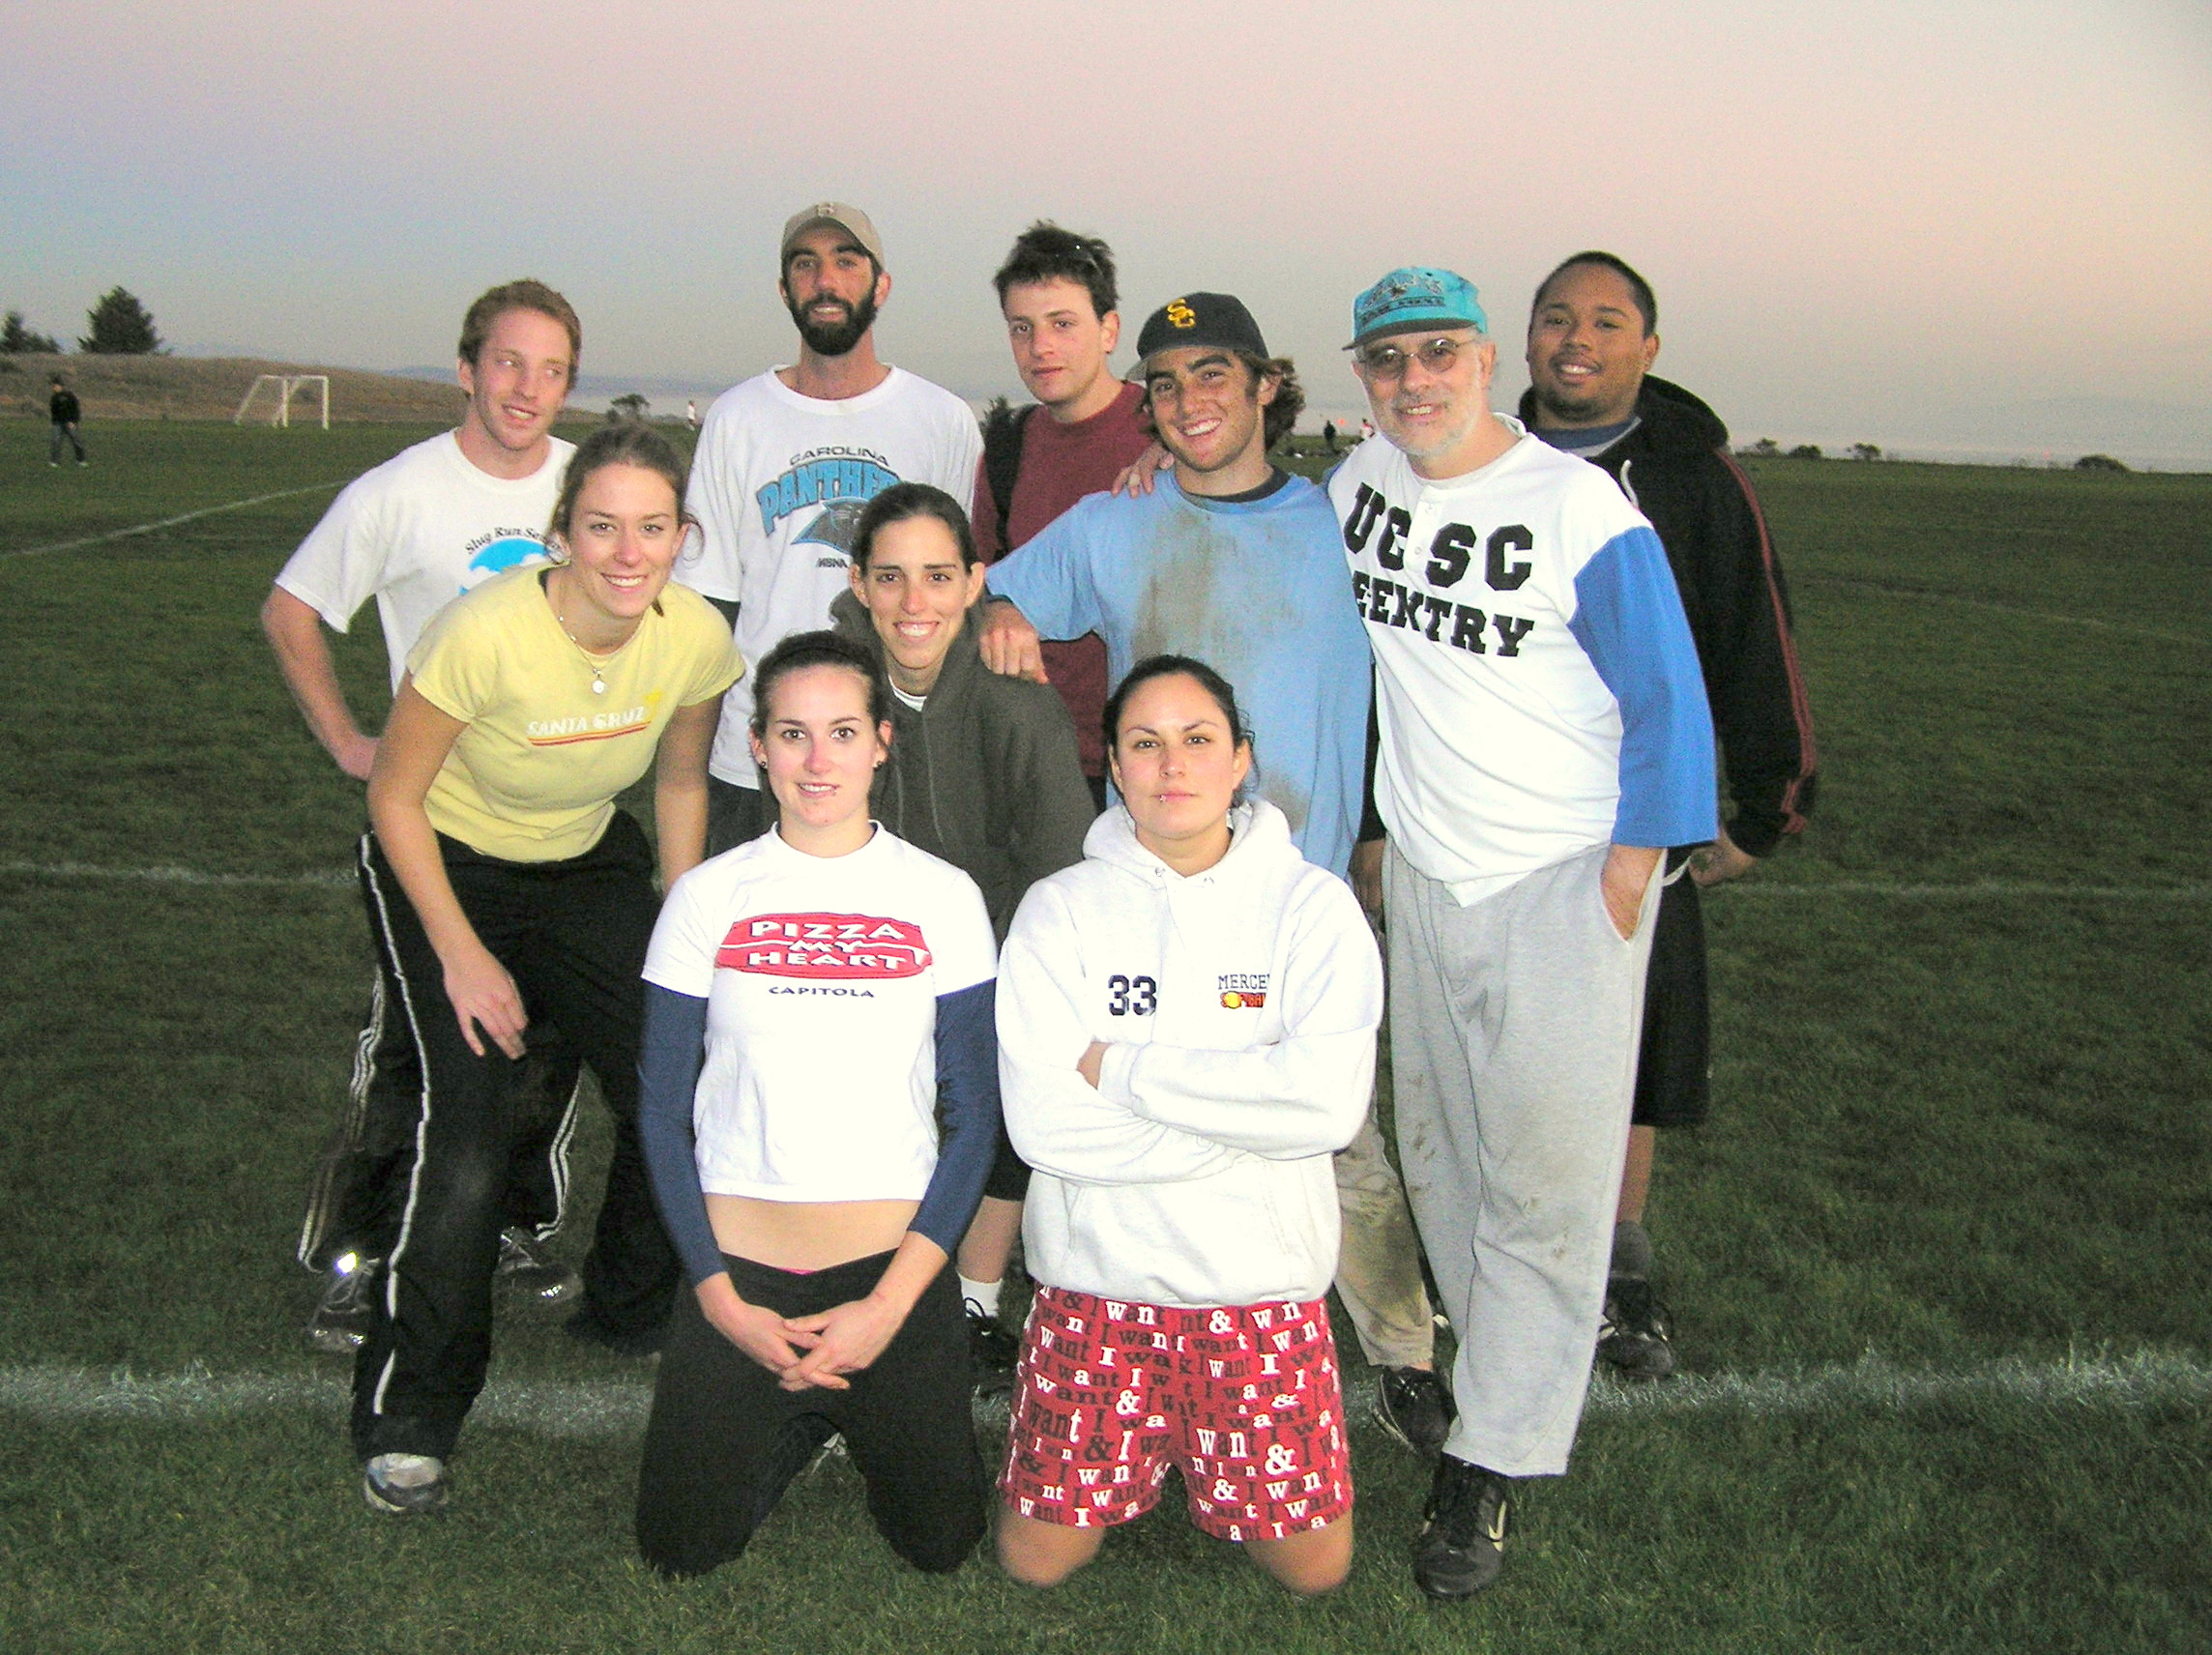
[{"left": 706, "top": 1194, "right": 918, "bottom": 1271}]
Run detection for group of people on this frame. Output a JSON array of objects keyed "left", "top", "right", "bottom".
[{"left": 260, "top": 202, "right": 1815, "bottom": 1602}]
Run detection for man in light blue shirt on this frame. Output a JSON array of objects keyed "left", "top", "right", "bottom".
[{"left": 978, "top": 292, "right": 1369, "bottom": 880}]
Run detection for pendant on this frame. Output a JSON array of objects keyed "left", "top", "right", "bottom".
[{"left": 592, "top": 678, "right": 606, "bottom": 694}]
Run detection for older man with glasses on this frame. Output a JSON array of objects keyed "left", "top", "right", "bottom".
[{"left": 1331, "top": 267, "right": 1717, "bottom": 1600}]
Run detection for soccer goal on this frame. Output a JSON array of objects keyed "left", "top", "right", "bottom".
[{"left": 234, "top": 373, "right": 331, "bottom": 429}]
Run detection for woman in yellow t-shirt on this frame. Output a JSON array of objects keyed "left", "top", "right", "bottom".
[{"left": 349, "top": 423, "right": 742, "bottom": 1518}]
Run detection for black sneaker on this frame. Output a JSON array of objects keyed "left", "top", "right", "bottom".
[
  {"left": 363, "top": 1452, "right": 448, "bottom": 1515},
  {"left": 1375, "top": 1365, "right": 1455, "bottom": 1456},
  {"left": 1596, "top": 1278, "right": 1676, "bottom": 1380},
  {"left": 966, "top": 1300, "right": 1019, "bottom": 1394},
  {"left": 495, "top": 1229, "right": 582, "bottom": 1305},
  {"left": 306, "top": 1253, "right": 379, "bottom": 1355},
  {"left": 1414, "top": 1456, "right": 1512, "bottom": 1599}
]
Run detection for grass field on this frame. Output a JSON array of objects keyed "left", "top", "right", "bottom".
[{"left": 2, "top": 424, "right": 2207, "bottom": 1652}]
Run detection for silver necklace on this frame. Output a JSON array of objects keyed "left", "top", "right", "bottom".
[{"left": 553, "top": 597, "right": 617, "bottom": 693}]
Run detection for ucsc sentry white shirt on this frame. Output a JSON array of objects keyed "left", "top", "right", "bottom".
[
  {"left": 682, "top": 367, "right": 981, "bottom": 786},
  {"left": 274, "top": 431, "right": 574, "bottom": 688},
  {"left": 643, "top": 826, "right": 996, "bottom": 1205},
  {"left": 1326, "top": 425, "right": 1715, "bottom": 903}
]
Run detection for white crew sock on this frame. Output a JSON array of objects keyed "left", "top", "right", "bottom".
[{"left": 959, "top": 1274, "right": 1003, "bottom": 1318}]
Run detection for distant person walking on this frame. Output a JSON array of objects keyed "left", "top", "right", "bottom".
[
  {"left": 48, "top": 376, "right": 86, "bottom": 466},
  {"left": 1322, "top": 418, "right": 1338, "bottom": 454}
]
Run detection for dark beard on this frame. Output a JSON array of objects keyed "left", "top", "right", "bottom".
[{"left": 788, "top": 288, "right": 879, "bottom": 358}]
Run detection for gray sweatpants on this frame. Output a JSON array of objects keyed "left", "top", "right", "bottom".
[{"left": 1386, "top": 840, "right": 1659, "bottom": 1477}]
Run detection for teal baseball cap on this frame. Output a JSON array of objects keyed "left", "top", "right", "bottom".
[{"left": 1347, "top": 267, "right": 1487, "bottom": 349}]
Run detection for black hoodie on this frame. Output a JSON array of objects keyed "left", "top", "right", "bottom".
[{"left": 1521, "top": 375, "right": 1817, "bottom": 857}]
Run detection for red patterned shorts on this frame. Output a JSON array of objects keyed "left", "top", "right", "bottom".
[{"left": 998, "top": 1287, "right": 1353, "bottom": 1542}]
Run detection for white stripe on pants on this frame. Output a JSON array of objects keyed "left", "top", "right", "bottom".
[{"left": 1385, "top": 840, "right": 1659, "bottom": 1476}]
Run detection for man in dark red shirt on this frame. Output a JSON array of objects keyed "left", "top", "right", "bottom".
[
  {"left": 974, "top": 223, "right": 1154, "bottom": 801},
  {"left": 957, "top": 223, "right": 1150, "bottom": 1379}
]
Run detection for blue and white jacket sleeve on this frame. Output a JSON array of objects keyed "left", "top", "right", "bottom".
[{"left": 1568, "top": 523, "right": 1720, "bottom": 848}]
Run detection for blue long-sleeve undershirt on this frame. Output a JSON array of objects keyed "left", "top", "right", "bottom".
[{"left": 636, "top": 980, "right": 1002, "bottom": 1288}]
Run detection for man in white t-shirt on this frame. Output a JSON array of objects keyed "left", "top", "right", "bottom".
[
  {"left": 685, "top": 202, "right": 983, "bottom": 853},
  {"left": 263, "top": 280, "right": 642, "bottom": 1354}
]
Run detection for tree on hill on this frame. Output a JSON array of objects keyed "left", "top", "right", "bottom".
[
  {"left": 609, "top": 392, "right": 650, "bottom": 421},
  {"left": 1742, "top": 437, "right": 1780, "bottom": 457},
  {"left": 2074, "top": 453, "right": 2128, "bottom": 473},
  {"left": 79, "top": 287, "right": 164, "bottom": 355},
  {"left": 1848, "top": 442, "right": 1882, "bottom": 461},
  {"left": 1789, "top": 444, "right": 1824, "bottom": 460},
  {"left": 2, "top": 310, "right": 63, "bottom": 354}
]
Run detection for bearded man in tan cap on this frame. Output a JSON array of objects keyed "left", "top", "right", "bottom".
[{"left": 685, "top": 203, "right": 983, "bottom": 852}]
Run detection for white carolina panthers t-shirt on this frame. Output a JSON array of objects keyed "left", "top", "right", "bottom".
[
  {"left": 275, "top": 431, "right": 575, "bottom": 688},
  {"left": 682, "top": 367, "right": 982, "bottom": 785}
]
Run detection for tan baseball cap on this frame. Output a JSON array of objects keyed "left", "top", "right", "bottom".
[{"left": 779, "top": 202, "right": 886, "bottom": 267}]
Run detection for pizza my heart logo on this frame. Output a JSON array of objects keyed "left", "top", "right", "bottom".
[{"left": 718, "top": 914, "right": 932, "bottom": 979}]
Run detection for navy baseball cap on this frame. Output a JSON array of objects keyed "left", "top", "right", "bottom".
[
  {"left": 1135, "top": 292, "right": 1269, "bottom": 363},
  {"left": 1347, "top": 268, "right": 1487, "bottom": 349}
]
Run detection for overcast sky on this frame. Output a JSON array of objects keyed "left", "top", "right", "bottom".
[{"left": 6, "top": 1, "right": 2207, "bottom": 464}]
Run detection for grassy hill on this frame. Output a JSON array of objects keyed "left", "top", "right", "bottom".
[{"left": 2, "top": 351, "right": 472, "bottom": 423}]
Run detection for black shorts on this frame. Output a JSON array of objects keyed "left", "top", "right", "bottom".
[
  {"left": 1632, "top": 861, "right": 1710, "bottom": 1129},
  {"left": 635, "top": 1250, "right": 985, "bottom": 1577}
]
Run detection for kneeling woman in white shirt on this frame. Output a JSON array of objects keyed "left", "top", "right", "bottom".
[
  {"left": 994, "top": 654, "right": 1383, "bottom": 1596},
  {"left": 634, "top": 630, "right": 1001, "bottom": 1576}
]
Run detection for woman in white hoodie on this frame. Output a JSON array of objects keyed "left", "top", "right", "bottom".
[{"left": 994, "top": 655, "right": 1383, "bottom": 1597}]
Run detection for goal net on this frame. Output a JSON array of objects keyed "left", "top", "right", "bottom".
[{"left": 234, "top": 373, "right": 331, "bottom": 429}]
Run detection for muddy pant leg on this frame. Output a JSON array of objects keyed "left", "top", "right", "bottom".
[{"left": 1330, "top": 1090, "right": 1435, "bottom": 1368}]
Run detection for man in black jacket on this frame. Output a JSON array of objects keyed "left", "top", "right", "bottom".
[
  {"left": 49, "top": 375, "right": 87, "bottom": 466},
  {"left": 1521, "top": 251, "right": 1818, "bottom": 1379}
]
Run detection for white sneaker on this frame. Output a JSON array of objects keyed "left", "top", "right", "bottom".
[{"left": 363, "top": 1452, "right": 448, "bottom": 1515}]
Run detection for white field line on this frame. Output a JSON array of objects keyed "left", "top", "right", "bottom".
[
  {"left": 6, "top": 859, "right": 2209, "bottom": 906},
  {"left": 1723, "top": 881, "right": 2212, "bottom": 902},
  {"left": 1804, "top": 578, "right": 2211, "bottom": 653},
  {"left": 0, "top": 859, "right": 351, "bottom": 891},
  {"left": 1, "top": 1350, "right": 2204, "bottom": 1438},
  {"left": 0, "top": 480, "right": 349, "bottom": 562}
]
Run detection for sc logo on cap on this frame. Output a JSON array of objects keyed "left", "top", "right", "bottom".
[{"left": 1166, "top": 299, "right": 1197, "bottom": 329}]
